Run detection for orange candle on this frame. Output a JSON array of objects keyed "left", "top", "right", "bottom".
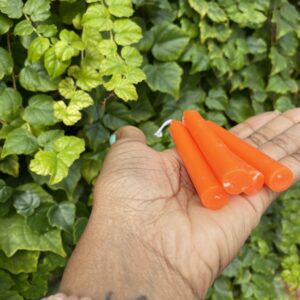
[
  {"left": 207, "top": 120, "right": 293, "bottom": 192},
  {"left": 232, "top": 153, "right": 264, "bottom": 195},
  {"left": 170, "top": 120, "right": 228, "bottom": 209},
  {"left": 183, "top": 110, "right": 252, "bottom": 195}
]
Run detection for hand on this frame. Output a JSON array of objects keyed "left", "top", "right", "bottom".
[{"left": 59, "top": 109, "right": 300, "bottom": 300}]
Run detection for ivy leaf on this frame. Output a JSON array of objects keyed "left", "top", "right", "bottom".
[
  {"left": 47, "top": 202, "right": 76, "bottom": 232},
  {"left": 1, "top": 127, "right": 38, "bottom": 159},
  {"left": 0, "top": 214, "right": 65, "bottom": 257},
  {"left": 0, "top": 47, "right": 13, "bottom": 80},
  {"left": 81, "top": 4, "right": 113, "bottom": 31},
  {"left": 0, "top": 251, "right": 39, "bottom": 274},
  {"left": 143, "top": 62, "right": 183, "bottom": 98},
  {"left": 80, "top": 152, "right": 104, "bottom": 183},
  {"left": 23, "top": 0, "right": 51, "bottom": 22},
  {"left": 267, "top": 75, "right": 297, "bottom": 94},
  {"left": 73, "top": 217, "right": 88, "bottom": 243},
  {"left": 58, "top": 77, "right": 76, "bottom": 99},
  {"left": 0, "top": 180, "right": 12, "bottom": 203},
  {"left": 188, "top": 0, "right": 208, "bottom": 17},
  {"left": 274, "top": 96, "right": 295, "bottom": 112},
  {"left": 247, "top": 37, "right": 267, "bottom": 54},
  {"left": 69, "top": 90, "right": 93, "bottom": 110},
  {"left": 269, "top": 47, "right": 287, "bottom": 76},
  {"left": 205, "top": 87, "right": 228, "bottom": 111},
  {"left": 37, "top": 130, "right": 64, "bottom": 149},
  {"left": 16, "top": 183, "right": 53, "bottom": 204},
  {"left": 106, "top": 0, "right": 133, "bottom": 17},
  {"left": 19, "top": 62, "right": 60, "bottom": 92},
  {"left": 30, "top": 136, "right": 85, "bottom": 184},
  {"left": 121, "top": 46, "right": 143, "bottom": 67},
  {"left": 54, "top": 41, "right": 77, "bottom": 62},
  {"left": 14, "top": 20, "right": 34, "bottom": 36},
  {"left": 151, "top": 23, "right": 189, "bottom": 61},
  {"left": 0, "top": 13, "right": 13, "bottom": 34},
  {"left": 0, "top": 0, "right": 23, "bottom": 19},
  {"left": 200, "top": 20, "right": 232, "bottom": 43},
  {"left": 113, "top": 19, "right": 142, "bottom": 46},
  {"left": 53, "top": 101, "right": 81, "bottom": 126},
  {"left": 0, "top": 155, "right": 19, "bottom": 177},
  {"left": 225, "top": 94, "right": 253, "bottom": 123},
  {"left": 59, "top": 29, "right": 84, "bottom": 50},
  {"left": 207, "top": 2, "right": 227, "bottom": 23},
  {"left": 103, "top": 102, "right": 132, "bottom": 130},
  {"left": 98, "top": 39, "right": 117, "bottom": 56},
  {"left": 44, "top": 47, "right": 70, "bottom": 78},
  {"left": 36, "top": 24, "right": 57, "bottom": 37},
  {"left": 27, "top": 203, "right": 52, "bottom": 234},
  {"left": 23, "top": 94, "right": 57, "bottom": 127},
  {"left": 28, "top": 37, "right": 50, "bottom": 62},
  {"left": 68, "top": 66, "right": 102, "bottom": 91},
  {"left": 13, "top": 190, "right": 41, "bottom": 217},
  {"left": 0, "top": 88, "right": 22, "bottom": 122}
]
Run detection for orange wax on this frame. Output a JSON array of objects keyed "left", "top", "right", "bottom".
[
  {"left": 183, "top": 110, "right": 252, "bottom": 195},
  {"left": 170, "top": 120, "right": 228, "bottom": 209},
  {"left": 207, "top": 120, "right": 293, "bottom": 192}
]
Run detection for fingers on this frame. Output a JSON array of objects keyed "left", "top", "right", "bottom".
[
  {"left": 230, "top": 111, "right": 280, "bottom": 139},
  {"left": 245, "top": 108, "right": 300, "bottom": 147},
  {"left": 115, "top": 126, "right": 147, "bottom": 144}
]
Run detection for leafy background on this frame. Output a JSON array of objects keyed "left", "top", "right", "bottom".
[{"left": 0, "top": 0, "right": 299, "bottom": 299}]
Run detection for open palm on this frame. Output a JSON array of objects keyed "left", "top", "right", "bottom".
[{"left": 60, "top": 109, "right": 300, "bottom": 300}]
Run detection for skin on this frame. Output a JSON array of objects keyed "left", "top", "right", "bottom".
[{"left": 59, "top": 109, "right": 300, "bottom": 300}]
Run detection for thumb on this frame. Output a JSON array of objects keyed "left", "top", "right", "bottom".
[{"left": 115, "top": 125, "right": 147, "bottom": 144}]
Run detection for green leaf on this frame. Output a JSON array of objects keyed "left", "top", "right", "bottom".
[
  {"left": 205, "top": 88, "right": 228, "bottom": 111},
  {"left": 54, "top": 41, "right": 77, "bottom": 62},
  {"left": 272, "top": 10, "right": 293, "bottom": 40},
  {"left": 47, "top": 202, "right": 76, "bottom": 232},
  {"left": 1, "top": 127, "right": 38, "bottom": 158},
  {"left": 81, "top": 4, "right": 113, "bottom": 31},
  {"left": 28, "top": 36, "right": 50, "bottom": 62},
  {"left": 274, "top": 96, "right": 295, "bottom": 112},
  {"left": 113, "top": 19, "right": 142, "bottom": 46},
  {"left": 269, "top": 47, "right": 287, "bottom": 76},
  {"left": 0, "top": 0, "right": 23, "bottom": 19},
  {"left": 121, "top": 46, "right": 143, "bottom": 67},
  {"left": 58, "top": 77, "right": 76, "bottom": 99},
  {"left": 13, "top": 190, "right": 40, "bottom": 217},
  {"left": 0, "top": 47, "right": 13, "bottom": 80},
  {"left": 0, "top": 88, "right": 22, "bottom": 122},
  {"left": 14, "top": 19, "right": 33, "bottom": 36},
  {"left": 0, "top": 269, "right": 14, "bottom": 290},
  {"left": 98, "top": 39, "right": 117, "bottom": 56},
  {"left": 30, "top": 136, "right": 85, "bottom": 184},
  {"left": 247, "top": 36, "right": 267, "bottom": 54},
  {"left": 80, "top": 152, "right": 104, "bottom": 183},
  {"left": 53, "top": 101, "right": 81, "bottom": 126},
  {"left": 225, "top": 94, "right": 253, "bottom": 123},
  {"left": 0, "top": 250, "right": 39, "bottom": 274},
  {"left": 36, "top": 24, "right": 57, "bottom": 37},
  {"left": 151, "top": 23, "right": 189, "bottom": 61},
  {"left": 0, "top": 155, "right": 19, "bottom": 177},
  {"left": 73, "top": 217, "right": 88, "bottom": 243},
  {"left": 106, "top": 0, "right": 133, "bottom": 17},
  {"left": 23, "top": 94, "right": 57, "bottom": 126},
  {"left": 103, "top": 102, "right": 132, "bottom": 130},
  {"left": 0, "top": 13, "right": 12, "bottom": 34},
  {"left": 23, "top": 0, "right": 51, "bottom": 22},
  {"left": 19, "top": 62, "right": 60, "bottom": 92},
  {"left": 143, "top": 62, "right": 183, "bottom": 98},
  {"left": 267, "top": 75, "right": 297, "bottom": 94},
  {"left": 207, "top": 2, "right": 227, "bottom": 23},
  {"left": 37, "top": 130, "right": 64, "bottom": 149},
  {"left": 0, "top": 214, "right": 65, "bottom": 257},
  {"left": 200, "top": 20, "right": 232, "bottom": 43},
  {"left": 59, "top": 29, "right": 84, "bottom": 50},
  {"left": 69, "top": 66, "right": 102, "bottom": 91},
  {"left": 70, "top": 90, "right": 93, "bottom": 110},
  {"left": 188, "top": 0, "right": 208, "bottom": 17},
  {"left": 27, "top": 203, "right": 52, "bottom": 234},
  {"left": 0, "top": 179, "right": 12, "bottom": 203},
  {"left": 44, "top": 47, "right": 70, "bottom": 78}
]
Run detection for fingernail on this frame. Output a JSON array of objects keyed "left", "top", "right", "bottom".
[{"left": 109, "top": 133, "right": 116, "bottom": 146}]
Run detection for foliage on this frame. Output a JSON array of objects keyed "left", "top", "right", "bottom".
[{"left": 0, "top": 0, "right": 299, "bottom": 298}]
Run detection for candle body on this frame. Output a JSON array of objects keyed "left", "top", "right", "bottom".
[
  {"left": 183, "top": 110, "right": 252, "bottom": 195},
  {"left": 170, "top": 120, "right": 228, "bottom": 209},
  {"left": 207, "top": 120, "right": 293, "bottom": 192}
]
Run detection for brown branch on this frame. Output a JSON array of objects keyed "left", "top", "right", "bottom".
[{"left": 6, "top": 32, "right": 16, "bottom": 89}]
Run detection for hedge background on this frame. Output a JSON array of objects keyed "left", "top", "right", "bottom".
[{"left": 0, "top": 0, "right": 299, "bottom": 299}]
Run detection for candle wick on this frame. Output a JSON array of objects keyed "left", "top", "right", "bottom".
[{"left": 154, "top": 119, "right": 173, "bottom": 138}]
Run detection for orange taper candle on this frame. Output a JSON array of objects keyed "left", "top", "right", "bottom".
[
  {"left": 183, "top": 110, "right": 252, "bottom": 195},
  {"left": 207, "top": 120, "right": 293, "bottom": 192},
  {"left": 170, "top": 120, "right": 228, "bottom": 209}
]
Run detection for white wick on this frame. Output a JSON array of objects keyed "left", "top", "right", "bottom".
[{"left": 154, "top": 119, "right": 173, "bottom": 138}]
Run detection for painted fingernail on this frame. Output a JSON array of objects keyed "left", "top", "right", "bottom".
[{"left": 109, "top": 133, "right": 116, "bottom": 146}]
